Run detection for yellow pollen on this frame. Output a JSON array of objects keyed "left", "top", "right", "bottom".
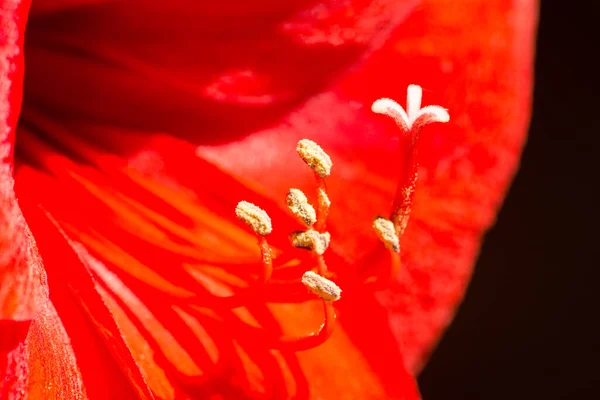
[
  {"left": 290, "top": 230, "right": 330, "bottom": 255},
  {"left": 235, "top": 201, "right": 272, "bottom": 236},
  {"left": 286, "top": 188, "right": 317, "bottom": 227},
  {"left": 301, "top": 271, "right": 341, "bottom": 301},
  {"left": 373, "top": 216, "right": 400, "bottom": 253},
  {"left": 296, "top": 139, "right": 332, "bottom": 178}
]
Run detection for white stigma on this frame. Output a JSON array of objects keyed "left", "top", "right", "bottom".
[{"left": 371, "top": 84, "right": 449, "bottom": 132}]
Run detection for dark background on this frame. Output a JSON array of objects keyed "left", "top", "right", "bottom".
[{"left": 418, "top": 2, "right": 598, "bottom": 399}]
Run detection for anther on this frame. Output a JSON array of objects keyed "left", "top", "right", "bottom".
[
  {"left": 286, "top": 188, "right": 317, "bottom": 227},
  {"left": 296, "top": 139, "right": 332, "bottom": 178},
  {"left": 290, "top": 230, "right": 331, "bottom": 255},
  {"left": 372, "top": 216, "right": 400, "bottom": 253},
  {"left": 301, "top": 271, "right": 341, "bottom": 302},
  {"left": 235, "top": 201, "right": 272, "bottom": 236}
]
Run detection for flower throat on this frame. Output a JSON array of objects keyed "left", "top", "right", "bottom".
[{"left": 230, "top": 85, "right": 449, "bottom": 351}]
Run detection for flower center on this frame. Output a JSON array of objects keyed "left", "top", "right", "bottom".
[
  {"left": 225, "top": 85, "right": 449, "bottom": 350},
  {"left": 14, "top": 9, "right": 449, "bottom": 386},
  {"left": 230, "top": 138, "right": 340, "bottom": 351}
]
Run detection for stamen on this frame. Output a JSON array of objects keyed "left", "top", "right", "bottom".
[
  {"left": 296, "top": 139, "right": 332, "bottom": 178},
  {"left": 277, "top": 300, "right": 336, "bottom": 351},
  {"left": 317, "top": 186, "right": 330, "bottom": 209},
  {"left": 314, "top": 179, "right": 330, "bottom": 232},
  {"left": 290, "top": 230, "right": 331, "bottom": 255},
  {"left": 235, "top": 201, "right": 273, "bottom": 284},
  {"left": 218, "top": 139, "right": 341, "bottom": 352},
  {"left": 231, "top": 299, "right": 337, "bottom": 352},
  {"left": 286, "top": 188, "right": 317, "bottom": 227},
  {"left": 257, "top": 236, "right": 273, "bottom": 283},
  {"left": 235, "top": 201, "right": 272, "bottom": 236},
  {"left": 372, "top": 216, "right": 400, "bottom": 253},
  {"left": 301, "top": 271, "right": 341, "bottom": 302}
]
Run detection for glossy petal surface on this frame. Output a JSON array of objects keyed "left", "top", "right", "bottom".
[
  {"left": 0, "top": 0, "right": 536, "bottom": 398},
  {"left": 0, "top": 0, "right": 48, "bottom": 322}
]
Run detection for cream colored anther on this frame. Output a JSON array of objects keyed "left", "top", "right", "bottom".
[
  {"left": 372, "top": 216, "right": 400, "bottom": 253},
  {"left": 301, "top": 271, "right": 341, "bottom": 301},
  {"left": 287, "top": 188, "right": 317, "bottom": 227},
  {"left": 290, "top": 230, "right": 331, "bottom": 255},
  {"left": 296, "top": 139, "right": 332, "bottom": 178},
  {"left": 235, "top": 201, "right": 272, "bottom": 236}
]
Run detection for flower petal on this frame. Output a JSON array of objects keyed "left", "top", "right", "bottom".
[
  {"left": 195, "top": 0, "right": 538, "bottom": 371},
  {"left": 24, "top": 0, "right": 418, "bottom": 141},
  {"left": 1, "top": 0, "right": 49, "bottom": 321},
  {"left": 15, "top": 122, "right": 420, "bottom": 397},
  {"left": 267, "top": 296, "right": 422, "bottom": 399},
  {"left": 0, "top": 256, "right": 144, "bottom": 400},
  {"left": 15, "top": 192, "right": 157, "bottom": 399},
  {"left": 13, "top": 0, "right": 537, "bottom": 396},
  {"left": 1, "top": 303, "right": 86, "bottom": 399}
]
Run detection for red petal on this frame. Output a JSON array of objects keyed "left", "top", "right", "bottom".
[
  {"left": 195, "top": 0, "right": 538, "bottom": 370},
  {"left": 1, "top": 303, "right": 87, "bottom": 399},
  {"left": 16, "top": 198, "right": 156, "bottom": 399},
  {"left": 0, "top": 247, "right": 143, "bottom": 400},
  {"left": 15, "top": 130, "right": 421, "bottom": 398},
  {"left": 269, "top": 296, "right": 422, "bottom": 399},
  {"left": 0, "top": 0, "right": 49, "bottom": 321},
  {"left": 12, "top": 0, "right": 537, "bottom": 396},
  {"left": 23, "top": 0, "right": 418, "bottom": 139}
]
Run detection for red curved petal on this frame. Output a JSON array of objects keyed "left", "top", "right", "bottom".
[
  {"left": 1, "top": 303, "right": 87, "bottom": 399},
  {"left": 23, "top": 0, "right": 417, "bottom": 142},
  {"left": 272, "top": 296, "right": 422, "bottom": 400},
  {"left": 196, "top": 0, "right": 538, "bottom": 370},
  {"left": 0, "top": 238, "right": 145, "bottom": 400},
  {"left": 0, "top": 0, "right": 49, "bottom": 321},
  {"left": 11, "top": 0, "right": 537, "bottom": 397},
  {"left": 16, "top": 198, "right": 156, "bottom": 399},
  {"left": 14, "top": 128, "right": 421, "bottom": 398}
]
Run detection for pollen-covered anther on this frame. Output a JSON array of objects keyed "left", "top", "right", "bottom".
[
  {"left": 301, "top": 271, "right": 341, "bottom": 302},
  {"left": 235, "top": 201, "right": 272, "bottom": 236},
  {"left": 287, "top": 188, "right": 317, "bottom": 227},
  {"left": 296, "top": 139, "right": 332, "bottom": 178},
  {"left": 290, "top": 230, "right": 330, "bottom": 255},
  {"left": 373, "top": 216, "right": 400, "bottom": 253}
]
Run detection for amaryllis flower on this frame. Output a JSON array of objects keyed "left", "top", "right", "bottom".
[{"left": 1, "top": 0, "right": 537, "bottom": 399}]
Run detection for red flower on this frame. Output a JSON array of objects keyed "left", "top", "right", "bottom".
[{"left": 1, "top": 0, "right": 537, "bottom": 399}]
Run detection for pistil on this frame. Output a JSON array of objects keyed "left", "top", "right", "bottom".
[{"left": 369, "top": 85, "right": 449, "bottom": 281}]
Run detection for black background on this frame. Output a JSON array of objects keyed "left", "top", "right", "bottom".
[{"left": 418, "top": 2, "right": 598, "bottom": 399}]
